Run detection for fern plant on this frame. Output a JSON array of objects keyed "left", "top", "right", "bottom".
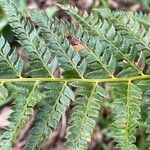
[{"left": 0, "top": 0, "right": 150, "bottom": 150}]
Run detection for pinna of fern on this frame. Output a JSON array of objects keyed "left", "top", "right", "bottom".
[{"left": 0, "top": 0, "right": 149, "bottom": 150}]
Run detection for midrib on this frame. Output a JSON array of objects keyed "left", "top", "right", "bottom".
[{"left": 0, "top": 75, "right": 150, "bottom": 83}]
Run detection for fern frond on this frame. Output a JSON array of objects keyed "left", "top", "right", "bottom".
[
  {"left": 66, "top": 82, "right": 107, "bottom": 150},
  {"left": 94, "top": 8, "right": 150, "bottom": 51},
  {"left": 0, "top": 36, "right": 24, "bottom": 78},
  {"left": 108, "top": 82, "right": 142, "bottom": 150},
  {"left": 136, "top": 80, "right": 150, "bottom": 142},
  {"left": 0, "top": 34, "right": 24, "bottom": 106},
  {"left": 94, "top": 7, "right": 150, "bottom": 28},
  {"left": 29, "top": 10, "right": 90, "bottom": 79},
  {"left": 24, "top": 82, "right": 74, "bottom": 149},
  {"left": 93, "top": 8, "right": 150, "bottom": 74},
  {"left": 132, "top": 12, "right": 150, "bottom": 28},
  {"left": 59, "top": 20, "right": 117, "bottom": 78},
  {"left": 56, "top": 19, "right": 140, "bottom": 79},
  {"left": 61, "top": 5, "right": 144, "bottom": 75},
  {"left": 0, "top": 1, "right": 149, "bottom": 150},
  {"left": 57, "top": 6, "right": 147, "bottom": 78},
  {"left": 94, "top": 8, "right": 150, "bottom": 44},
  {"left": 1, "top": 1, "right": 58, "bottom": 78},
  {"left": 0, "top": 82, "right": 43, "bottom": 149}
]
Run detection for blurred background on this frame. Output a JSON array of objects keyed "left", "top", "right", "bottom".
[{"left": 0, "top": 0, "right": 150, "bottom": 150}]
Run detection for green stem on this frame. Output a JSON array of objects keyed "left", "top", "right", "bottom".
[
  {"left": 0, "top": 75, "right": 150, "bottom": 83},
  {"left": 125, "top": 80, "right": 131, "bottom": 150}
]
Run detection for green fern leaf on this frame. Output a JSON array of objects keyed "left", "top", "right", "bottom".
[
  {"left": 66, "top": 82, "right": 106, "bottom": 150},
  {"left": 56, "top": 7, "right": 146, "bottom": 79},
  {"left": 24, "top": 82, "right": 74, "bottom": 149},
  {"left": 61, "top": 5, "right": 146, "bottom": 74},
  {"left": 94, "top": 8, "right": 150, "bottom": 50},
  {"left": 108, "top": 82, "right": 142, "bottom": 150},
  {"left": 1, "top": 0, "right": 58, "bottom": 78},
  {"left": 0, "top": 82, "right": 43, "bottom": 150},
  {"left": 0, "top": 1, "right": 149, "bottom": 150},
  {"left": 0, "top": 36, "right": 24, "bottom": 78},
  {"left": 30, "top": 10, "right": 88, "bottom": 79},
  {"left": 136, "top": 80, "right": 150, "bottom": 142}
]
